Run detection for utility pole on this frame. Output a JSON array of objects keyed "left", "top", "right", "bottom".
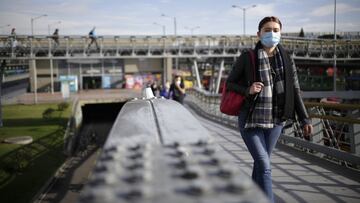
[
  {"left": 31, "top": 14, "right": 47, "bottom": 35},
  {"left": 232, "top": 5, "right": 257, "bottom": 36}
]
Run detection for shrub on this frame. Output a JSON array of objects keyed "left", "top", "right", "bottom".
[
  {"left": 57, "top": 102, "right": 69, "bottom": 111},
  {"left": 43, "top": 108, "right": 55, "bottom": 119}
]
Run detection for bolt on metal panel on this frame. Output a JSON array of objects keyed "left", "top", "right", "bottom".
[{"left": 78, "top": 98, "right": 269, "bottom": 203}]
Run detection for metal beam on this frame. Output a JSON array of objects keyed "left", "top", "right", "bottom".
[
  {"left": 193, "top": 60, "right": 202, "bottom": 89},
  {"left": 302, "top": 91, "right": 360, "bottom": 99},
  {"left": 215, "top": 59, "right": 224, "bottom": 93},
  {"left": 279, "top": 134, "right": 360, "bottom": 166},
  {"left": 1, "top": 55, "right": 359, "bottom": 61}
]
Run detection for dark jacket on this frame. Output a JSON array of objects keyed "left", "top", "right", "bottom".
[
  {"left": 226, "top": 41, "right": 310, "bottom": 125},
  {"left": 169, "top": 82, "right": 185, "bottom": 103}
]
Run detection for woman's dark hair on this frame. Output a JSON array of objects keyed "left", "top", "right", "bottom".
[{"left": 258, "top": 16, "right": 282, "bottom": 31}]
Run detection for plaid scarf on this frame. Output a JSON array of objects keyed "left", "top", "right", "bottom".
[{"left": 245, "top": 47, "right": 285, "bottom": 129}]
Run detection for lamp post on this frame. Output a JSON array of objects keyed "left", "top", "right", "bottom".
[
  {"left": 161, "top": 13, "right": 178, "bottom": 70},
  {"left": 232, "top": 4, "right": 256, "bottom": 36},
  {"left": 184, "top": 26, "right": 200, "bottom": 35},
  {"left": 0, "top": 24, "right": 11, "bottom": 34},
  {"left": 161, "top": 14, "right": 177, "bottom": 36},
  {"left": 153, "top": 22, "right": 166, "bottom": 35},
  {"left": 48, "top": 21, "right": 61, "bottom": 35},
  {"left": 31, "top": 14, "right": 47, "bottom": 35}
]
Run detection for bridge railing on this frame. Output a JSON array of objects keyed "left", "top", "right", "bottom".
[
  {"left": 185, "top": 87, "right": 360, "bottom": 167},
  {"left": 1, "top": 35, "right": 359, "bottom": 59}
]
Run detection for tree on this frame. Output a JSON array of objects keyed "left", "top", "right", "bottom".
[
  {"left": 0, "top": 60, "right": 5, "bottom": 127},
  {"left": 299, "top": 27, "right": 305, "bottom": 37}
]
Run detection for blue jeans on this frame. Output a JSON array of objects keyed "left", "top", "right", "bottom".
[{"left": 238, "top": 111, "right": 283, "bottom": 203}]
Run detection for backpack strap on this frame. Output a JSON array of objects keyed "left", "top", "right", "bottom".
[{"left": 248, "top": 49, "right": 256, "bottom": 81}]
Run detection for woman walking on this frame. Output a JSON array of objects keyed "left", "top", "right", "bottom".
[{"left": 226, "top": 16, "right": 313, "bottom": 202}]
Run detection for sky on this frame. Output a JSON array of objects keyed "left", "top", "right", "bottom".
[{"left": 0, "top": 0, "right": 359, "bottom": 36}]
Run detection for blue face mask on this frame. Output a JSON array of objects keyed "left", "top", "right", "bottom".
[{"left": 260, "top": 31, "right": 281, "bottom": 48}]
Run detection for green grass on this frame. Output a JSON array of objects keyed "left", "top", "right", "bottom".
[{"left": 0, "top": 103, "right": 71, "bottom": 203}]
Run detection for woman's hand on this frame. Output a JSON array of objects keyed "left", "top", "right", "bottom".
[
  {"left": 303, "top": 124, "right": 313, "bottom": 138},
  {"left": 249, "top": 82, "right": 264, "bottom": 95}
]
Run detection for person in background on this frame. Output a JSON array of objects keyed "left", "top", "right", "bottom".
[
  {"left": 160, "top": 81, "right": 171, "bottom": 99},
  {"left": 150, "top": 80, "right": 160, "bottom": 97},
  {"left": 226, "top": 16, "right": 313, "bottom": 203},
  {"left": 169, "top": 75, "right": 186, "bottom": 104},
  {"left": 52, "top": 28, "right": 60, "bottom": 47},
  {"left": 9, "top": 28, "right": 17, "bottom": 48},
  {"left": 87, "top": 27, "right": 99, "bottom": 50}
]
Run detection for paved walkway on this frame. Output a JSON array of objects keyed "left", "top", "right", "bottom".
[{"left": 187, "top": 106, "right": 360, "bottom": 203}]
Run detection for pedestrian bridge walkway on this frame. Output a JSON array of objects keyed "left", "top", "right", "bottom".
[
  {"left": 6, "top": 88, "right": 358, "bottom": 203},
  {"left": 1, "top": 35, "right": 360, "bottom": 60},
  {"left": 188, "top": 106, "right": 360, "bottom": 203}
]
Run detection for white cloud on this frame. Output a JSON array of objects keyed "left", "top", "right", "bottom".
[
  {"left": 311, "top": 3, "right": 360, "bottom": 17},
  {"left": 296, "top": 18, "right": 311, "bottom": 23},
  {"left": 159, "top": 0, "right": 173, "bottom": 3},
  {"left": 0, "top": 0, "right": 359, "bottom": 35}
]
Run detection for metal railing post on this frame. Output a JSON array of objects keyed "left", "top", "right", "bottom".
[
  {"left": 351, "top": 123, "right": 360, "bottom": 156},
  {"left": 99, "top": 36, "right": 103, "bottom": 56},
  {"left": 65, "top": 36, "right": 70, "bottom": 57},
  {"left": 115, "top": 36, "right": 120, "bottom": 57},
  {"left": 48, "top": 37, "right": 52, "bottom": 57},
  {"left": 29, "top": 36, "right": 34, "bottom": 57},
  {"left": 82, "top": 36, "right": 87, "bottom": 56}
]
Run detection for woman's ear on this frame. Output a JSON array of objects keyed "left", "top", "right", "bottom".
[{"left": 257, "top": 31, "right": 261, "bottom": 38}]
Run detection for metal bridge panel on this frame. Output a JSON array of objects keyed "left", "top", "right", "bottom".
[
  {"left": 79, "top": 98, "right": 269, "bottom": 203},
  {"left": 104, "top": 99, "right": 160, "bottom": 148},
  {"left": 151, "top": 99, "right": 212, "bottom": 145}
]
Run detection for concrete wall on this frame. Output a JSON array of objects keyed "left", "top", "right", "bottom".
[
  {"left": 29, "top": 59, "right": 58, "bottom": 91},
  {"left": 164, "top": 57, "right": 172, "bottom": 83}
]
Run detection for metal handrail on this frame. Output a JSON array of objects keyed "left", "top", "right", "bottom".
[
  {"left": 305, "top": 102, "right": 360, "bottom": 110},
  {"left": 185, "top": 88, "right": 360, "bottom": 167},
  {"left": 1, "top": 35, "right": 360, "bottom": 59}
]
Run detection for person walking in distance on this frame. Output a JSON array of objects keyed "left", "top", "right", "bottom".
[
  {"left": 52, "top": 28, "right": 60, "bottom": 47},
  {"left": 169, "top": 75, "right": 186, "bottom": 104},
  {"left": 87, "top": 27, "right": 99, "bottom": 50},
  {"left": 226, "top": 16, "right": 313, "bottom": 203},
  {"left": 51, "top": 28, "right": 60, "bottom": 46},
  {"left": 9, "top": 28, "right": 17, "bottom": 49}
]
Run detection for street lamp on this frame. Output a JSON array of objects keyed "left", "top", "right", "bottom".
[
  {"left": 232, "top": 4, "right": 256, "bottom": 36},
  {"left": 161, "top": 13, "right": 177, "bottom": 36},
  {"left": 31, "top": 14, "right": 47, "bottom": 35},
  {"left": 0, "top": 24, "right": 11, "bottom": 34},
  {"left": 153, "top": 22, "right": 166, "bottom": 35},
  {"left": 48, "top": 21, "right": 61, "bottom": 35},
  {"left": 184, "top": 26, "right": 200, "bottom": 35},
  {"left": 161, "top": 13, "right": 178, "bottom": 70}
]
